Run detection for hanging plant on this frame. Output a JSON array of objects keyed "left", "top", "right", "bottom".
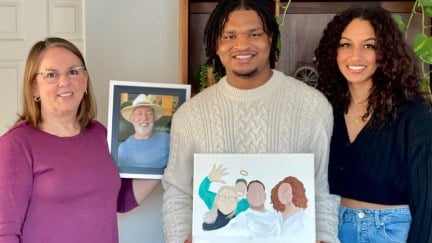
[
  {"left": 195, "top": 62, "right": 222, "bottom": 91},
  {"left": 274, "top": 0, "right": 292, "bottom": 55},
  {"left": 393, "top": 0, "right": 432, "bottom": 96}
]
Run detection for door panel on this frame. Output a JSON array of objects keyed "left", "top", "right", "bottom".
[{"left": 0, "top": 0, "right": 83, "bottom": 135}]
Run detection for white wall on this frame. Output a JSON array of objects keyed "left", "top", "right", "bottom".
[{"left": 85, "top": 1, "right": 179, "bottom": 242}]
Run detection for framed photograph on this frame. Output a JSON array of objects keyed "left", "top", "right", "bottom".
[
  {"left": 192, "top": 153, "right": 315, "bottom": 243},
  {"left": 107, "top": 80, "right": 191, "bottom": 179}
]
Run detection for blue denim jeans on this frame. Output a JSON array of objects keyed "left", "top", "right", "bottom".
[{"left": 338, "top": 205, "right": 411, "bottom": 243}]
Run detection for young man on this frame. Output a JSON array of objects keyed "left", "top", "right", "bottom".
[{"left": 162, "top": 0, "right": 339, "bottom": 242}]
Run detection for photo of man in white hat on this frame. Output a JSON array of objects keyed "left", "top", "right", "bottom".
[{"left": 118, "top": 94, "right": 170, "bottom": 168}]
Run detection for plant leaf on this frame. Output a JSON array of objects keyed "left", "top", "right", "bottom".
[
  {"left": 391, "top": 14, "right": 406, "bottom": 30},
  {"left": 421, "top": 75, "right": 431, "bottom": 94},
  {"left": 413, "top": 33, "right": 429, "bottom": 54},
  {"left": 413, "top": 34, "right": 432, "bottom": 64},
  {"left": 419, "top": 54, "right": 432, "bottom": 64},
  {"left": 424, "top": 6, "right": 432, "bottom": 17},
  {"left": 418, "top": 0, "right": 432, "bottom": 7},
  {"left": 275, "top": 16, "right": 282, "bottom": 54}
]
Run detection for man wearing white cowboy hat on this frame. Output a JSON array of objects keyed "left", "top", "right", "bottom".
[{"left": 118, "top": 94, "right": 170, "bottom": 169}]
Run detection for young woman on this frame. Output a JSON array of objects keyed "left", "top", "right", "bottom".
[{"left": 315, "top": 6, "right": 432, "bottom": 243}]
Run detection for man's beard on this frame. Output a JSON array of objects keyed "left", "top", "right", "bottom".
[
  {"left": 232, "top": 68, "right": 258, "bottom": 78},
  {"left": 134, "top": 123, "right": 154, "bottom": 139}
]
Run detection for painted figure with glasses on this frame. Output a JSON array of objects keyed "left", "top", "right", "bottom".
[
  {"left": 0, "top": 37, "right": 159, "bottom": 243},
  {"left": 198, "top": 164, "right": 249, "bottom": 216},
  {"left": 202, "top": 186, "right": 238, "bottom": 231}
]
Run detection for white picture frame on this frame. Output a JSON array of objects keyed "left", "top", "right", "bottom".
[{"left": 107, "top": 80, "right": 191, "bottom": 178}]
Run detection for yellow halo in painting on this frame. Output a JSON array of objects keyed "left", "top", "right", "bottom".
[{"left": 240, "top": 169, "right": 248, "bottom": 176}]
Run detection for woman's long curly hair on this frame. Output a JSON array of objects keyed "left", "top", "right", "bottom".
[
  {"left": 315, "top": 6, "right": 426, "bottom": 127},
  {"left": 203, "top": 0, "right": 279, "bottom": 77},
  {"left": 271, "top": 176, "right": 308, "bottom": 212}
]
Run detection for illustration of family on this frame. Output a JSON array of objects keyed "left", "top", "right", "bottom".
[
  {"left": 199, "top": 164, "right": 308, "bottom": 239},
  {"left": 117, "top": 94, "right": 170, "bottom": 168}
]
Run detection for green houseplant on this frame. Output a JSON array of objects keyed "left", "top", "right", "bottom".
[
  {"left": 195, "top": 62, "right": 222, "bottom": 91},
  {"left": 393, "top": 0, "right": 432, "bottom": 96}
]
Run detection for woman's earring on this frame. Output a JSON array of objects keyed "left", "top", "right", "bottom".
[
  {"left": 84, "top": 90, "right": 88, "bottom": 95},
  {"left": 34, "top": 96, "right": 40, "bottom": 102}
]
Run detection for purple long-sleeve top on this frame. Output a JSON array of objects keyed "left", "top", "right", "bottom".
[{"left": 0, "top": 121, "right": 138, "bottom": 243}]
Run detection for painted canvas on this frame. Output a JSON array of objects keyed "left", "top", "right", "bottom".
[{"left": 192, "top": 153, "right": 315, "bottom": 243}]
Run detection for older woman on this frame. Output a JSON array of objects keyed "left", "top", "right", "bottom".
[{"left": 0, "top": 37, "right": 158, "bottom": 243}]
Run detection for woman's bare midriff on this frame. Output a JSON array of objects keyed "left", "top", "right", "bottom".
[{"left": 341, "top": 197, "right": 408, "bottom": 209}]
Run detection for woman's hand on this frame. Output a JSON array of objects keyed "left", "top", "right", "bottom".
[
  {"left": 184, "top": 235, "right": 192, "bottom": 243},
  {"left": 208, "top": 164, "right": 228, "bottom": 183}
]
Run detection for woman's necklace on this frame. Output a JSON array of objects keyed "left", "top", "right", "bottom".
[
  {"left": 347, "top": 99, "right": 369, "bottom": 124},
  {"left": 353, "top": 115, "right": 366, "bottom": 124},
  {"left": 352, "top": 99, "right": 368, "bottom": 107}
]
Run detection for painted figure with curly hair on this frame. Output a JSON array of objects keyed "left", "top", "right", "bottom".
[
  {"left": 271, "top": 176, "right": 308, "bottom": 237},
  {"left": 315, "top": 6, "right": 432, "bottom": 243}
]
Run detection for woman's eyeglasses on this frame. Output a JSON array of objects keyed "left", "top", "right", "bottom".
[
  {"left": 217, "top": 194, "right": 237, "bottom": 202},
  {"left": 36, "top": 66, "right": 87, "bottom": 83}
]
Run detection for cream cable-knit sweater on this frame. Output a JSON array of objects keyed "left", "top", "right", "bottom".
[{"left": 162, "top": 70, "right": 340, "bottom": 243}]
